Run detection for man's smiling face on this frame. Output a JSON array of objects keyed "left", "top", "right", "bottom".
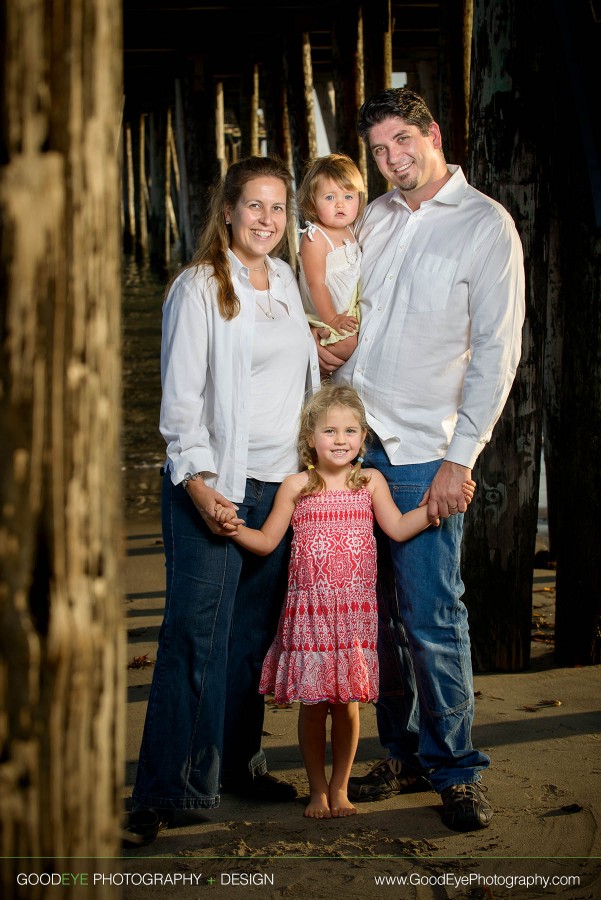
[{"left": 368, "top": 116, "right": 444, "bottom": 198}]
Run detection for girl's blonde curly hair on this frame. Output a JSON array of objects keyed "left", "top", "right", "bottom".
[{"left": 298, "top": 382, "right": 370, "bottom": 496}]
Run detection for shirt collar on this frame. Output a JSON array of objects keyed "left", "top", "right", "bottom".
[
  {"left": 227, "top": 247, "right": 278, "bottom": 280},
  {"left": 390, "top": 165, "right": 467, "bottom": 210}
]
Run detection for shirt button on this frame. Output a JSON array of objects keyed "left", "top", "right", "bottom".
[
  {"left": 312, "top": 364, "right": 317, "bottom": 370},
  {"left": 378, "top": 306, "right": 383, "bottom": 311}
]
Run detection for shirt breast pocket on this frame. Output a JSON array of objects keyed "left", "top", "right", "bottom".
[{"left": 406, "top": 253, "right": 458, "bottom": 313}]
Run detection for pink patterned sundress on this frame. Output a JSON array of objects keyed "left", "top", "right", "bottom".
[{"left": 259, "top": 487, "right": 379, "bottom": 704}]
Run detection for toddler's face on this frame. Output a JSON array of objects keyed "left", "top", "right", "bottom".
[{"left": 314, "top": 177, "right": 360, "bottom": 231}]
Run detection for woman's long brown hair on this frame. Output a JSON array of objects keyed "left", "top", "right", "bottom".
[{"left": 169, "top": 156, "right": 294, "bottom": 320}]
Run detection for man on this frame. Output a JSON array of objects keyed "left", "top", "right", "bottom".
[{"left": 320, "top": 88, "right": 525, "bottom": 831}]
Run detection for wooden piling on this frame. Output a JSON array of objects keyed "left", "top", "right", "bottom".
[
  {"left": 463, "top": 0, "right": 548, "bottom": 671},
  {"left": 362, "top": 0, "right": 392, "bottom": 198},
  {"left": 174, "top": 79, "right": 193, "bottom": 261},
  {"left": 123, "top": 122, "right": 136, "bottom": 252},
  {"left": 0, "top": 0, "right": 123, "bottom": 880},
  {"left": 147, "top": 104, "right": 170, "bottom": 274},
  {"left": 332, "top": 2, "right": 364, "bottom": 180}
]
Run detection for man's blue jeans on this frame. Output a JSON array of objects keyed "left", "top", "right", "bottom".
[
  {"left": 132, "top": 474, "right": 289, "bottom": 810},
  {"left": 365, "top": 439, "right": 490, "bottom": 792}
]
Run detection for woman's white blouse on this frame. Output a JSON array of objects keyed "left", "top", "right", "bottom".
[
  {"left": 160, "top": 250, "right": 320, "bottom": 503},
  {"left": 247, "top": 293, "right": 311, "bottom": 481}
]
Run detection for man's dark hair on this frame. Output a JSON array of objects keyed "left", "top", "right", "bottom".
[{"left": 358, "top": 88, "right": 434, "bottom": 141}]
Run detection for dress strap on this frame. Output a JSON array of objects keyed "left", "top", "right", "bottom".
[{"left": 299, "top": 221, "right": 336, "bottom": 252}]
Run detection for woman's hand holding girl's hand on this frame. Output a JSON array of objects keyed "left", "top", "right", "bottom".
[
  {"left": 328, "top": 312, "right": 358, "bottom": 335},
  {"left": 185, "top": 479, "right": 244, "bottom": 534},
  {"left": 214, "top": 502, "right": 244, "bottom": 534}
]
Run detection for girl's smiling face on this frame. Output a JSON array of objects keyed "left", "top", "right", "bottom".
[
  {"left": 225, "top": 176, "right": 288, "bottom": 266},
  {"left": 309, "top": 405, "right": 366, "bottom": 470}
]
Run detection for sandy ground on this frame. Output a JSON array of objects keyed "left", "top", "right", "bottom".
[{"left": 119, "top": 517, "right": 601, "bottom": 899}]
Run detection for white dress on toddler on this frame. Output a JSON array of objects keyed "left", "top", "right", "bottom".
[{"left": 298, "top": 222, "right": 361, "bottom": 345}]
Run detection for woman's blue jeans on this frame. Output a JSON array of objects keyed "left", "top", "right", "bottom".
[
  {"left": 132, "top": 474, "right": 289, "bottom": 810},
  {"left": 365, "top": 439, "right": 490, "bottom": 792}
]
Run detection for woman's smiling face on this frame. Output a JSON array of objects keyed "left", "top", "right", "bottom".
[{"left": 225, "top": 176, "right": 288, "bottom": 267}]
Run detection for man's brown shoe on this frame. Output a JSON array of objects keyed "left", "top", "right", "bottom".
[
  {"left": 440, "top": 782, "right": 493, "bottom": 831},
  {"left": 348, "top": 758, "right": 431, "bottom": 802}
]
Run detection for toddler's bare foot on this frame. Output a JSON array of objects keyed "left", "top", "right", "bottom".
[
  {"left": 329, "top": 787, "right": 357, "bottom": 817},
  {"left": 304, "top": 791, "right": 331, "bottom": 819}
]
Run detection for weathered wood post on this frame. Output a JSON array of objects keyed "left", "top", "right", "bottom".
[
  {"left": 123, "top": 122, "right": 136, "bottom": 253},
  {"left": 262, "top": 50, "right": 292, "bottom": 165},
  {"left": 174, "top": 79, "right": 194, "bottom": 261},
  {"left": 240, "top": 62, "right": 260, "bottom": 158},
  {"left": 332, "top": 1, "right": 364, "bottom": 183},
  {"left": 463, "top": 0, "right": 548, "bottom": 671},
  {"left": 131, "top": 110, "right": 149, "bottom": 262},
  {"left": 362, "top": 0, "right": 392, "bottom": 198},
  {"left": 284, "top": 30, "right": 317, "bottom": 189},
  {"left": 438, "top": 0, "right": 472, "bottom": 167},
  {"left": 262, "top": 52, "right": 298, "bottom": 266},
  {"left": 147, "top": 101, "right": 170, "bottom": 274},
  {"left": 215, "top": 80, "right": 227, "bottom": 178},
  {"left": 542, "top": 210, "right": 562, "bottom": 563},
  {"left": 178, "top": 59, "right": 221, "bottom": 255},
  {"left": 549, "top": 0, "right": 601, "bottom": 666},
  {"left": 0, "top": 0, "right": 123, "bottom": 890},
  {"left": 166, "top": 107, "right": 179, "bottom": 253}
]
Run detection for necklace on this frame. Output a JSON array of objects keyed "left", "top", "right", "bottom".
[
  {"left": 250, "top": 261, "right": 274, "bottom": 318},
  {"left": 248, "top": 260, "right": 267, "bottom": 271},
  {"left": 255, "top": 288, "right": 275, "bottom": 319}
]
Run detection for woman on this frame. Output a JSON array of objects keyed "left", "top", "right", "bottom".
[{"left": 127, "top": 157, "right": 320, "bottom": 845}]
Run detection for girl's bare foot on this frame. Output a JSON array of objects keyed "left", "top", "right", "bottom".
[
  {"left": 329, "top": 787, "right": 356, "bottom": 817},
  {"left": 304, "top": 791, "right": 332, "bottom": 818}
]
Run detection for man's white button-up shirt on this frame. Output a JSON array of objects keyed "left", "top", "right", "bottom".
[{"left": 334, "top": 166, "right": 525, "bottom": 469}]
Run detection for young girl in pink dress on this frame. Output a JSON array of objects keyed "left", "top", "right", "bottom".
[{"left": 215, "top": 384, "right": 475, "bottom": 819}]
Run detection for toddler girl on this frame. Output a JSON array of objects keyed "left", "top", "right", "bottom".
[
  {"left": 297, "top": 155, "right": 365, "bottom": 362},
  {"left": 216, "top": 384, "right": 475, "bottom": 820}
]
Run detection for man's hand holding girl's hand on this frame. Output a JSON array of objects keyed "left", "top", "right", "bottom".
[{"left": 419, "top": 460, "right": 477, "bottom": 525}]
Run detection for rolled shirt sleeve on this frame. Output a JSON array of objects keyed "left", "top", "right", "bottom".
[{"left": 159, "top": 270, "right": 217, "bottom": 485}]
